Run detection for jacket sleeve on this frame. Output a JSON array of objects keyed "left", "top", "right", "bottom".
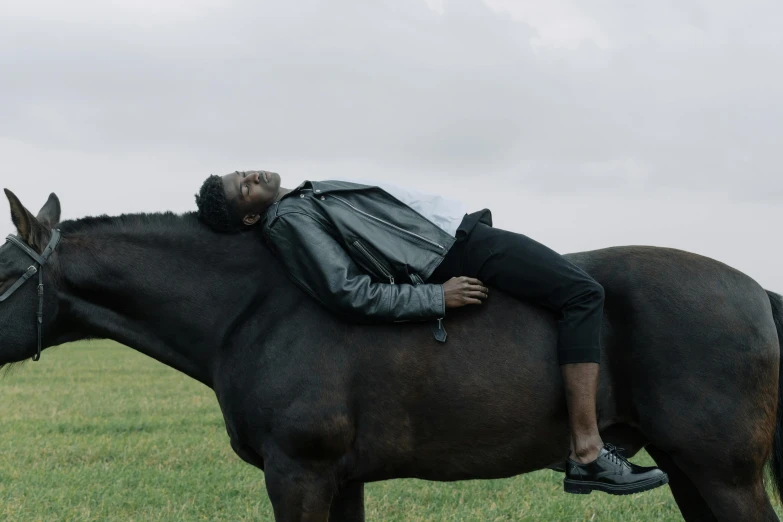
[{"left": 266, "top": 212, "right": 445, "bottom": 322}]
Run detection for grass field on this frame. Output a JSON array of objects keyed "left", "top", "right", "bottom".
[{"left": 0, "top": 341, "right": 780, "bottom": 521}]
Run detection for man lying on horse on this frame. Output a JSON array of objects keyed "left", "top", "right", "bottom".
[{"left": 194, "top": 169, "right": 668, "bottom": 495}]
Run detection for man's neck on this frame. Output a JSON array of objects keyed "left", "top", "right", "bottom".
[{"left": 274, "top": 187, "right": 293, "bottom": 202}]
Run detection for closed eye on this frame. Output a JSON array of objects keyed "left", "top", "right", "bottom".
[{"left": 237, "top": 171, "right": 248, "bottom": 197}]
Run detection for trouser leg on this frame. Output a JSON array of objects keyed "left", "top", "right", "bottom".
[{"left": 432, "top": 223, "right": 605, "bottom": 365}]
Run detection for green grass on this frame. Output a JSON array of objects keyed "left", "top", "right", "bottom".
[{"left": 0, "top": 341, "right": 780, "bottom": 521}]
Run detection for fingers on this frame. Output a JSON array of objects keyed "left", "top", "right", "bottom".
[
  {"left": 464, "top": 289, "right": 488, "bottom": 304},
  {"left": 456, "top": 276, "right": 488, "bottom": 287},
  {"left": 453, "top": 276, "right": 489, "bottom": 306},
  {"left": 466, "top": 284, "right": 489, "bottom": 296},
  {"left": 458, "top": 277, "right": 487, "bottom": 290}
]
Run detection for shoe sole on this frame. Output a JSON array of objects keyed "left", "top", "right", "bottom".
[{"left": 563, "top": 473, "right": 669, "bottom": 496}]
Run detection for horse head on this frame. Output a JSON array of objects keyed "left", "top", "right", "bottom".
[{"left": 0, "top": 189, "right": 62, "bottom": 366}]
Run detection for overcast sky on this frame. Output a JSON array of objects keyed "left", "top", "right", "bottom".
[{"left": 2, "top": 0, "right": 781, "bottom": 290}]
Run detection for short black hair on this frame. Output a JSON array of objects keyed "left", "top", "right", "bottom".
[{"left": 195, "top": 174, "right": 244, "bottom": 233}]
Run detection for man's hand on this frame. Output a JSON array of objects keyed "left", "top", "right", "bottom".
[{"left": 442, "top": 276, "right": 489, "bottom": 309}]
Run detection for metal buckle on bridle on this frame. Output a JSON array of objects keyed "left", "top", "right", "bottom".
[{"left": 0, "top": 229, "right": 62, "bottom": 361}]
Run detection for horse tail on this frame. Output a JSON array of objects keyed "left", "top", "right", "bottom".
[{"left": 767, "top": 289, "right": 783, "bottom": 501}]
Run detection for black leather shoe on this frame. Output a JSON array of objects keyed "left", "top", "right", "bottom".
[{"left": 564, "top": 444, "right": 669, "bottom": 495}]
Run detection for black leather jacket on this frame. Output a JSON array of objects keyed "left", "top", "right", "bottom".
[{"left": 261, "top": 180, "right": 492, "bottom": 323}]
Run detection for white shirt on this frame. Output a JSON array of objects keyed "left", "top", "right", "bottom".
[{"left": 337, "top": 177, "right": 469, "bottom": 238}]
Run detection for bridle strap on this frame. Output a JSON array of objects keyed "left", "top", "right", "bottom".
[
  {"left": 1, "top": 229, "right": 62, "bottom": 361},
  {"left": 0, "top": 265, "right": 37, "bottom": 302},
  {"left": 6, "top": 235, "right": 48, "bottom": 265},
  {"left": 35, "top": 262, "right": 44, "bottom": 361}
]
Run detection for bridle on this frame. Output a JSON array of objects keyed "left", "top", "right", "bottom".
[{"left": 0, "top": 229, "right": 62, "bottom": 361}]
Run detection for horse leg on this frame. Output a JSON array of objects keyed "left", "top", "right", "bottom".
[
  {"left": 645, "top": 445, "right": 717, "bottom": 522},
  {"left": 689, "top": 473, "right": 778, "bottom": 522},
  {"left": 264, "top": 454, "right": 336, "bottom": 522},
  {"left": 329, "top": 482, "right": 365, "bottom": 522},
  {"left": 658, "top": 438, "right": 779, "bottom": 522}
]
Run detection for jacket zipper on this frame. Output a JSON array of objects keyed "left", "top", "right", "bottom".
[
  {"left": 330, "top": 194, "right": 446, "bottom": 250},
  {"left": 352, "top": 240, "right": 395, "bottom": 285}
]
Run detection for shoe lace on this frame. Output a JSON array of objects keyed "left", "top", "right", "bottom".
[{"left": 603, "top": 443, "right": 631, "bottom": 467}]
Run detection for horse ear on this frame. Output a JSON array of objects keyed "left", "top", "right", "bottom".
[
  {"left": 36, "top": 193, "right": 61, "bottom": 229},
  {"left": 4, "top": 188, "right": 46, "bottom": 246}
]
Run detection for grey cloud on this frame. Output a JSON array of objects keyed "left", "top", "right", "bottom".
[{"left": 2, "top": 0, "right": 780, "bottom": 201}]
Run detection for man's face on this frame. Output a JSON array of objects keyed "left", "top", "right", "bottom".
[{"left": 221, "top": 170, "right": 281, "bottom": 226}]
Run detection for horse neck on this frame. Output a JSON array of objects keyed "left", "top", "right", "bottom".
[{"left": 52, "top": 226, "right": 274, "bottom": 388}]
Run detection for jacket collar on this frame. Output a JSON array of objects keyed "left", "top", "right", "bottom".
[
  {"left": 266, "top": 179, "right": 384, "bottom": 226},
  {"left": 264, "top": 179, "right": 380, "bottom": 228},
  {"left": 283, "top": 180, "right": 379, "bottom": 200}
]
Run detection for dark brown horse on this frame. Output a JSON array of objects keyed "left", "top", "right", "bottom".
[{"left": 1, "top": 189, "right": 781, "bottom": 521}]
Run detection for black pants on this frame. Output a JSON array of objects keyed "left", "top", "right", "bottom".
[{"left": 429, "top": 221, "right": 604, "bottom": 365}]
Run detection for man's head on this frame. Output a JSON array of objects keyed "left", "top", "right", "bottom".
[{"left": 195, "top": 170, "right": 282, "bottom": 233}]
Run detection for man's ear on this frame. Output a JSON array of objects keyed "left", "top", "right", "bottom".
[
  {"left": 4, "top": 188, "right": 47, "bottom": 247},
  {"left": 243, "top": 214, "right": 261, "bottom": 226},
  {"left": 36, "top": 192, "right": 62, "bottom": 229}
]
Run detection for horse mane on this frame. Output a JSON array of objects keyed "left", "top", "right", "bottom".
[
  {"left": 55, "top": 210, "right": 271, "bottom": 262},
  {"left": 57, "top": 211, "right": 205, "bottom": 236}
]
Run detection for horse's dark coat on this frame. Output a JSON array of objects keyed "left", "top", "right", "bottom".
[{"left": 1, "top": 192, "right": 781, "bottom": 521}]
